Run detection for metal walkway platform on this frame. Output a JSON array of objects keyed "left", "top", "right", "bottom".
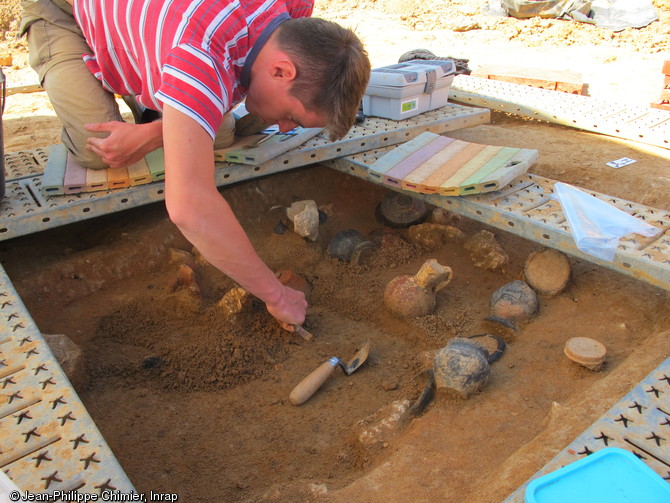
[
  {"left": 0, "top": 104, "right": 489, "bottom": 242},
  {"left": 503, "top": 356, "right": 670, "bottom": 501},
  {"left": 328, "top": 148, "right": 670, "bottom": 292},
  {"left": 450, "top": 75, "right": 670, "bottom": 150},
  {"left": 0, "top": 265, "right": 134, "bottom": 495}
]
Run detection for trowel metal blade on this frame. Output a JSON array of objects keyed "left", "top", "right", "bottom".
[{"left": 343, "top": 341, "right": 370, "bottom": 375}]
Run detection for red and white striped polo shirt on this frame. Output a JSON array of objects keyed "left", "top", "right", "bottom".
[{"left": 73, "top": 0, "right": 314, "bottom": 139}]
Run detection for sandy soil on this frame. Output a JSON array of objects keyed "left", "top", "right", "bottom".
[{"left": 1, "top": 1, "right": 670, "bottom": 502}]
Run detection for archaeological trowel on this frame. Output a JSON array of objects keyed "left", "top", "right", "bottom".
[{"left": 289, "top": 341, "right": 370, "bottom": 405}]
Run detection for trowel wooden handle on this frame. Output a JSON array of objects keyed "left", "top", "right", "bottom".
[{"left": 289, "top": 357, "right": 339, "bottom": 405}]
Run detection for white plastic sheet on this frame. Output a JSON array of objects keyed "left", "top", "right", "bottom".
[{"left": 552, "top": 182, "right": 660, "bottom": 262}]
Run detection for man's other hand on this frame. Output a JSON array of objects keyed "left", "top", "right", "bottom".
[{"left": 85, "top": 120, "right": 163, "bottom": 169}]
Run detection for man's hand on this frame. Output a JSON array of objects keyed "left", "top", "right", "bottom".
[
  {"left": 266, "top": 285, "right": 308, "bottom": 330},
  {"left": 85, "top": 120, "right": 163, "bottom": 169}
]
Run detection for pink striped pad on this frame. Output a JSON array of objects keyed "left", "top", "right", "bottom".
[
  {"left": 63, "top": 154, "right": 87, "bottom": 194},
  {"left": 384, "top": 136, "right": 455, "bottom": 184}
]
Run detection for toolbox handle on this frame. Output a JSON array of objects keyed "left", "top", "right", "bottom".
[{"left": 424, "top": 68, "right": 437, "bottom": 94}]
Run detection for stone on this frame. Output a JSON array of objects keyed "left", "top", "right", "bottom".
[
  {"left": 427, "top": 207, "right": 461, "bottom": 226},
  {"left": 43, "top": 333, "right": 88, "bottom": 390},
  {"left": 355, "top": 399, "right": 412, "bottom": 450},
  {"left": 218, "top": 287, "right": 253, "bottom": 316},
  {"left": 287, "top": 200, "right": 319, "bottom": 241},
  {"left": 407, "top": 223, "right": 465, "bottom": 250},
  {"left": 464, "top": 230, "right": 509, "bottom": 272},
  {"left": 167, "top": 264, "right": 201, "bottom": 296}
]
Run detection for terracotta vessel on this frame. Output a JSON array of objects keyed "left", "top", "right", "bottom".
[
  {"left": 327, "top": 229, "right": 376, "bottom": 265},
  {"left": 433, "top": 338, "right": 491, "bottom": 399},
  {"left": 384, "top": 259, "right": 453, "bottom": 318}
]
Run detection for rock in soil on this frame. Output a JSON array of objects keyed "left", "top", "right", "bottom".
[{"left": 464, "top": 230, "right": 509, "bottom": 272}]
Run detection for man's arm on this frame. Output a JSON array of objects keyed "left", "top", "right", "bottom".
[{"left": 161, "top": 104, "right": 307, "bottom": 327}]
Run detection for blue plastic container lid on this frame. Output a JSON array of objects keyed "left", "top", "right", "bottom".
[{"left": 525, "top": 447, "right": 670, "bottom": 503}]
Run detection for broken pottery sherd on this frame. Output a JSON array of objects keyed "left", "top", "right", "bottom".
[
  {"left": 276, "top": 269, "right": 311, "bottom": 300},
  {"left": 43, "top": 333, "right": 88, "bottom": 389},
  {"left": 433, "top": 338, "right": 491, "bottom": 399},
  {"left": 384, "top": 258, "right": 453, "bottom": 319},
  {"left": 489, "top": 280, "right": 538, "bottom": 324},
  {"left": 564, "top": 336, "right": 607, "bottom": 371}
]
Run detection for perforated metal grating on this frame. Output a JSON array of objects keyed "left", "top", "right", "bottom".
[
  {"left": 450, "top": 75, "right": 670, "bottom": 149},
  {"left": 0, "top": 104, "right": 490, "bottom": 241},
  {"left": 328, "top": 147, "right": 670, "bottom": 291},
  {"left": 0, "top": 266, "right": 134, "bottom": 494},
  {"left": 503, "top": 356, "right": 670, "bottom": 501}
]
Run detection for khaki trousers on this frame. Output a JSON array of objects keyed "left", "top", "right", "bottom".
[{"left": 22, "top": 0, "right": 235, "bottom": 169}]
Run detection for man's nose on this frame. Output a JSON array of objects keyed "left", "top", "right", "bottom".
[{"left": 277, "top": 119, "right": 299, "bottom": 132}]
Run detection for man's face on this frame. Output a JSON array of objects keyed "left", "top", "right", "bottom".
[{"left": 245, "top": 75, "right": 326, "bottom": 133}]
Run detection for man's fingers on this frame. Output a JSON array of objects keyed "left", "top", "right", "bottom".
[{"left": 84, "top": 121, "right": 119, "bottom": 132}]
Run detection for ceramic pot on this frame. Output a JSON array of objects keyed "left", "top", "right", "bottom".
[
  {"left": 327, "top": 229, "right": 376, "bottom": 265},
  {"left": 377, "top": 192, "right": 428, "bottom": 228},
  {"left": 490, "top": 280, "right": 538, "bottom": 324},
  {"left": 433, "top": 338, "right": 491, "bottom": 398},
  {"left": 384, "top": 259, "right": 453, "bottom": 318}
]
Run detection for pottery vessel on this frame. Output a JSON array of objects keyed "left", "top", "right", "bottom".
[
  {"left": 384, "top": 259, "right": 453, "bottom": 318},
  {"left": 327, "top": 229, "right": 376, "bottom": 265},
  {"left": 433, "top": 338, "right": 491, "bottom": 398},
  {"left": 490, "top": 280, "right": 538, "bottom": 324},
  {"left": 377, "top": 192, "right": 429, "bottom": 228}
]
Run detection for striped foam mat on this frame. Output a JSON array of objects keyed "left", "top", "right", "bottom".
[
  {"left": 42, "top": 146, "right": 165, "bottom": 196},
  {"left": 367, "top": 131, "right": 537, "bottom": 196},
  {"left": 41, "top": 127, "right": 323, "bottom": 196}
]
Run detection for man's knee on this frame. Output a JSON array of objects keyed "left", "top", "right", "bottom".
[
  {"left": 62, "top": 138, "right": 107, "bottom": 169},
  {"left": 213, "top": 112, "right": 236, "bottom": 149},
  {"left": 69, "top": 149, "right": 108, "bottom": 170}
]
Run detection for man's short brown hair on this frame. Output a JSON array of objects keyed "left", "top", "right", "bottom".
[{"left": 275, "top": 17, "right": 370, "bottom": 141}]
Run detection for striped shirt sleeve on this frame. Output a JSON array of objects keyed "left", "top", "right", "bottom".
[{"left": 155, "top": 43, "right": 232, "bottom": 140}]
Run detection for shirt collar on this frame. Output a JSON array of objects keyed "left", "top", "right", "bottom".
[{"left": 240, "top": 13, "right": 290, "bottom": 89}]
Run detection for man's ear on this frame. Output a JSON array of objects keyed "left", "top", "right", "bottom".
[{"left": 271, "top": 59, "right": 297, "bottom": 82}]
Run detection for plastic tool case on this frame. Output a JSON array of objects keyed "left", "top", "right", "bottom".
[{"left": 363, "top": 60, "right": 456, "bottom": 120}]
